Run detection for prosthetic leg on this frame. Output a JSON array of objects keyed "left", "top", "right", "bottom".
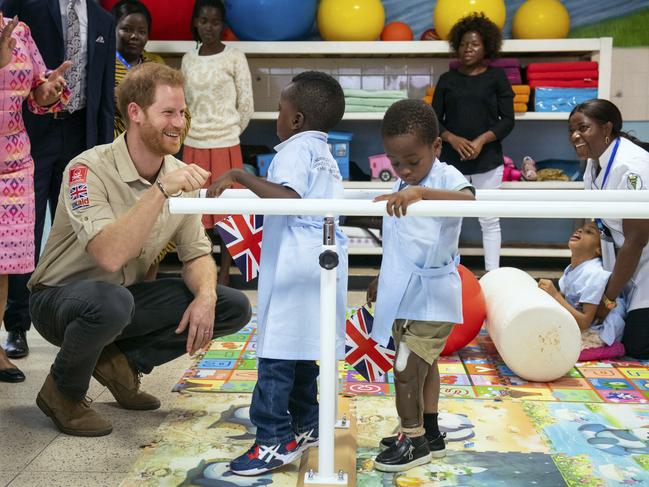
[{"left": 374, "top": 341, "right": 433, "bottom": 472}]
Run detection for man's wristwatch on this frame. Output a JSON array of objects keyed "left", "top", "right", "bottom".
[{"left": 601, "top": 294, "right": 617, "bottom": 310}]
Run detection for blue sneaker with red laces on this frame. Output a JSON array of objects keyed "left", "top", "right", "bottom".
[
  {"left": 295, "top": 427, "right": 319, "bottom": 453},
  {"left": 229, "top": 439, "right": 301, "bottom": 476}
]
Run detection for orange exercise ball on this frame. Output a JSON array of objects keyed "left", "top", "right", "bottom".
[
  {"left": 513, "top": 0, "right": 570, "bottom": 39},
  {"left": 441, "top": 264, "right": 487, "bottom": 355},
  {"left": 433, "top": 0, "right": 506, "bottom": 40},
  {"left": 381, "top": 21, "right": 414, "bottom": 41}
]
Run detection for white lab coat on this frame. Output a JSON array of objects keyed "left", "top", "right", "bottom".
[{"left": 584, "top": 137, "right": 649, "bottom": 311}]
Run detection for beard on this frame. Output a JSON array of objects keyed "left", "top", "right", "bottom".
[{"left": 139, "top": 119, "right": 181, "bottom": 157}]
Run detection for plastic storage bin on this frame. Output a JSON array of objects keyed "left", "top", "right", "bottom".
[
  {"left": 327, "top": 131, "right": 353, "bottom": 180},
  {"left": 256, "top": 153, "right": 275, "bottom": 177}
]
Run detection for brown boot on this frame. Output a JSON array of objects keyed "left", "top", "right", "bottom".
[
  {"left": 92, "top": 343, "right": 160, "bottom": 410},
  {"left": 36, "top": 373, "right": 112, "bottom": 437}
]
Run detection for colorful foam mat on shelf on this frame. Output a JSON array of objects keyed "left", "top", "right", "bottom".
[{"left": 174, "top": 320, "right": 649, "bottom": 405}]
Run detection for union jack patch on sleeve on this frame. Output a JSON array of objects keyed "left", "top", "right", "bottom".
[{"left": 69, "top": 183, "right": 90, "bottom": 210}]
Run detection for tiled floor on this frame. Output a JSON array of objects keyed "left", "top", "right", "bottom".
[
  {"left": 0, "top": 290, "right": 369, "bottom": 486},
  {"left": 0, "top": 329, "right": 189, "bottom": 487}
]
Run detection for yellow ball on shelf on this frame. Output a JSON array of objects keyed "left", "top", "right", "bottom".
[
  {"left": 433, "top": 0, "right": 506, "bottom": 40},
  {"left": 513, "top": 0, "right": 571, "bottom": 39},
  {"left": 317, "top": 0, "right": 385, "bottom": 41}
]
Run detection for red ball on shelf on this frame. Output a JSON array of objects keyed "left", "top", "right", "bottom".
[
  {"left": 420, "top": 28, "right": 440, "bottom": 40},
  {"left": 101, "top": 0, "right": 194, "bottom": 40},
  {"left": 221, "top": 27, "right": 238, "bottom": 41},
  {"left": 441, "top": 264, "right": 487, "bottom": 355},
  {"left": 380, "top": 21, "right": 414, "bottom": 41}
]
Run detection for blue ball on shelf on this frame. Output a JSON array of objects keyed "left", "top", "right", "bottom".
[{"left": 225, "top": 0, "right": 317, "bottom": 41}]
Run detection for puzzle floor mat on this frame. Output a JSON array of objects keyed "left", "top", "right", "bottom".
[
  {"left": 119, "top": 393, "right": 301, "bottom": 487},
  {"left": 123, "top": 393, "right": 649, "bottom": 487},
  {"left": 354, "top": 396, "right": 649, "bottom": 486},
  {"left": 174, "top": 320, "right": 649, "bottom": 405}
]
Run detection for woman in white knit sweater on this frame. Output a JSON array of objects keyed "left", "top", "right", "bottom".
[{"left": 182, "top": 0, "right": 254, "bottom": 284}]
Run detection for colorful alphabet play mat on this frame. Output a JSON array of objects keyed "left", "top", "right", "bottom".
[
  {"left": 173, "top": 320, "right": 649, "bottom": 405},
  {"left": 120, "top": 315, "right": 649, "bottom": 486}
]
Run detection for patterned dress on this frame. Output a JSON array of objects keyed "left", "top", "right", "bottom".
[{"left": 0, "top": 20, "right": 67, "bottom": 273}]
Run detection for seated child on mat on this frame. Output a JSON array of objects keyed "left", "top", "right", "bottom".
[
  {"left": 207, "top": 71, "right": 348, "bottom": 476},
  {"left": 367, "top": 99, "right": 475, "bottom": 473},
  {"left": 539, "top": 222, "right": 626, "bottom": 351}
]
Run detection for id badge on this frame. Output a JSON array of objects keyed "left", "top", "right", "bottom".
[{"left": 601, "top": 232, "right": 616, "bottom": 272}]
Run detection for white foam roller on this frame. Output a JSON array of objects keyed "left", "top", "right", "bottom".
[{"left": 479, "top": 267, "right": 581, "bottom": 382}]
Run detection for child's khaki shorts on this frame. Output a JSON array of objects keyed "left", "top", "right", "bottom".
[{"left": 392, "top": 319, "right": 454, "bottom": 364}]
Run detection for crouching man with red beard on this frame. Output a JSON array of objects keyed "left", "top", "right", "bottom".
[{"left": 28, "top": 63, "right": 251, "bottom": 437}]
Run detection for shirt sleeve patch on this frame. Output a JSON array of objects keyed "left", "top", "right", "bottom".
[
  {"left": 626, "top": 173, "right": 643, "bottom": 190},
  {"left": 69, "top": 183, "right": 90, "bottom": 210},
  {"left": 69, "top": 165, "right": 88, "bottom": 185}
]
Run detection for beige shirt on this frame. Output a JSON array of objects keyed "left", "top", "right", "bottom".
[
  {"left": 181, "top": 45, "right": 254, "bottom": 149},
  {"left": 29, "top": 134, "right": 212, "bottom": 289}
]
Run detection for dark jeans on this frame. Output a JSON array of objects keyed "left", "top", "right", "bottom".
[
  {"left": 6, "top": 111, "right": 87, "bottom": 333},
  {"left": 29, "top": 278, "right": 251, "bottom": 401},
  {"left": 622, "top": 307, "right": 649, "bottom": 359},
  {"left": 250, "top": 358, "right": 319, "bottom": 445}
]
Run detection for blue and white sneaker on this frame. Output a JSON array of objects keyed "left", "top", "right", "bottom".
[
  {"left": 229, "top": 439, "right": 301, "bottom": 476},
  {"left": 296, "top": 428, "right": 319, "bottom": 453}
]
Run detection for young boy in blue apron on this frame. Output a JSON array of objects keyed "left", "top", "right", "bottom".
[
  {"left": 207, "top": 71, "right": 348, "bottom": 476},
  {"left": 367, "top": 99, "right": 475, "bottom": 472}
]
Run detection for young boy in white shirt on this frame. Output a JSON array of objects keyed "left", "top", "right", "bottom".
[
  {"left": 367, "top": 99, "right": 475, "bottom": 472},
  {"left": 207, "top": 71, "right": 348, "bottom": 476},
  {"left": 539, "top": 222, "right": 626, "bottom": 350}
]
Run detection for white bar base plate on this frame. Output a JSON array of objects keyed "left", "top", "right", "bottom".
[
  {"left": 335, "top": 417, "right": 350, "bottom": 429},
  {"left": 304, "top": 470, "right": 348, "bottom": 485}
]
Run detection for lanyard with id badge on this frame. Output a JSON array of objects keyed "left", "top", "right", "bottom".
[{"left": 595, "top": 138, "right": 621, "bottom": 272}]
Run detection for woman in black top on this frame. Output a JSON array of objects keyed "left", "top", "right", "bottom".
[{"left": 432, "top": 13, "right": 514, "bottom": 271}]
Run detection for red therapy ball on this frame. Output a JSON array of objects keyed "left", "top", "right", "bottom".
[
  {"left": 380, "top": 21, "right": 414, "bottom": 41},
  {"left": 221, "top": 27, "right": 238, "bottom": 41},
  {"left": 101, "top": 0, "right": 194, "bottom": 40},
  {"left": 441, "top": 264, "right": 487, "bottom": 355},
  {"left": 420, "top": 28, "right": 440, "bottom": 40}
]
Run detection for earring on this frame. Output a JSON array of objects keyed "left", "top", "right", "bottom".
[{"left": 605, "top": 136, "right": 610, "bottom": 145}]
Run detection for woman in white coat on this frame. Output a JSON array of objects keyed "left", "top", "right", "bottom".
[{"left": 568, "top": 99, "right": 649, "bottom": 358}]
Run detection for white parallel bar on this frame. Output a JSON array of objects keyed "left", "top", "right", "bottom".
[
  {"left": 342, "top": 181, "right": 586, "bottom": 190},
  {"left": 316, "top": 243, "right": 337, "bottom": 483},
  {"left": 475, "top": 190, "right": 649, "bottom": 201},
  {"left": 251, "top": 111, "right": 571, "bottom": 121},
  {"left": 345, "top": 247, "right": 574, "bottom": 257},
  {"left": 341, "top": 189, "right": 649, "bottom": 202},
  {"left": 170, "top": 198, "right": 649, "bottom": 219},
  {"left": 216, "top": 188, "right": 649, "bottom": 202}
]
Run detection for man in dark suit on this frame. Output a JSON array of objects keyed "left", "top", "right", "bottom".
[{"left": 0, "top": 0, "right": 115, "bottom": 359}]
